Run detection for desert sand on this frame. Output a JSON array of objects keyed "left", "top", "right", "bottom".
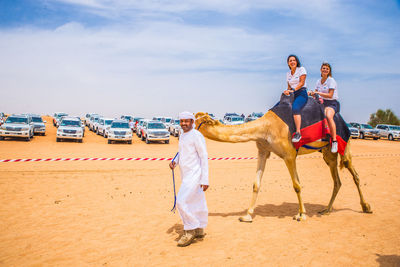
[{"left": 0, "top": 117, "right": 399, "bottom": 266}]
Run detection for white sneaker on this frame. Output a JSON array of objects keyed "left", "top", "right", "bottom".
[{"left": 331, "top": 141, "right": 338, "bottom": 153}]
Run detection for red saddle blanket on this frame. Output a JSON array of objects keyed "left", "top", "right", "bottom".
[{"left": 270, "top": 94, "right": 350, "bottom": 155}]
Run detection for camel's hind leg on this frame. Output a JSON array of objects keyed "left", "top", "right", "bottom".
[
  {"left": 239, "top": 146, "right": 270, "bottom": 223},
  {"left": 340, "top": 144, "right": 372, "bottom": 213},
  {"left": 284, "top": 156, "right": 306, "bottom": 221},
  {"left": 319, "top": 149, "right": 342, "bottom": 215}
]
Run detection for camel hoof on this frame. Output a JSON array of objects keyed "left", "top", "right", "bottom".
[
  {"left": 239, "top": 214, "right": 253, "bottom": 223},
  {"left": 318, "top": 208, "right": 331, "bottom": 215},
  {"left": 362, "top": 203, "right": 373, "bottom": 213},
  {"left": 293, "top": 213, "right": 307, "bottom": 221}
]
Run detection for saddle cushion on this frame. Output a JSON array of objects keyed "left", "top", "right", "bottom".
[{"left": 270, "top": 94, "right": 350, "bottom": 155}]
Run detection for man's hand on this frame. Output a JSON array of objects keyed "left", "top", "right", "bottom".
[
  {"left": 200, "top": 185, "right": 209, "bottom": 191},
  {"left": 283, "top": 90, "right": 291, "bottom": 96},
  {"left": 169, "top": 161, "right": 177, "bottom": 170}
]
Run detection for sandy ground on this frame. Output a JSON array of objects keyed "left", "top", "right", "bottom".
[{"left": 0, "top": 117, "right": 399, "bottom": 266}]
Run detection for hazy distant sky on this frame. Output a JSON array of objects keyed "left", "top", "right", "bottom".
[{"left": 0, "top": 0, "right": 399, "bottom": 122}]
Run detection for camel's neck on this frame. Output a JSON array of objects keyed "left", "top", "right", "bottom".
[{"left": 199, "top": 113, "right": 273, "bottom": 143}]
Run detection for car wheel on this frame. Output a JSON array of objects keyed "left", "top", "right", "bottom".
[
  {"left": 108, "top": 140, "right": 112, "bottom": 144},
  {"left": 389, "top": 134, "right": 393, "bottom": 141},
  {"left": 0, "top": 136, "right": 4, "bottom": 140},
  {"left": 141, "top": 135, "right": 145, "bottom": 141},
  {"left": 128, "top": 140, "right": 132, "bottom": 144},
  {"left": 56, "top": 138, "right": 60, "bottom": 142},
  {"left": 78, "top": 139, "right": 83, "bottom": 143},
  {"left": 360, "top": 132, "right": 364, "bottom": 139},
  {"left": 373, "top": 137, "right": 379, "bottom": 140},
  {"left": 165, "top": 140, "right": 169, "bottom": 144},
  {"left": 146, "top": 137, "right": 150, "bottom": 144}
]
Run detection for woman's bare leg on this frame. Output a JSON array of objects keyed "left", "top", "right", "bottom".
[{"left": 325, "top": 107, "right": 336, "bottom": 141}]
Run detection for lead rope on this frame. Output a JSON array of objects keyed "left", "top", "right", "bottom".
[{"left": 170, "top": 152, "right": 179, "bottom": 213}]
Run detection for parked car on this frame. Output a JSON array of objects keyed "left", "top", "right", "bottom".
[
  {"left": 223, "top": 113, "right": 240, "bottom": 120},
  {"left": 88, "top": 114, "right": 101, "bottom": 131},
  {"left": 97, "top": 118, "right": 114, "bottom": 137},
  {"left": 168, "top": 119, "right": 181, "bottom": 137},
  {"left": 30, "top": 114, "right": 46, "bottom": 136},
  {"left": 224, "top": 116, "right": 244, "bottom": 125},
  {"left": 161, "top": 117, "right": 173, "bottom": 128},
  {"left": 120, "top": 115, "right": 134, "bottom": 122},
  {"left": 251, "top": 112, "right": 264, "bottom": 118},
  {"left": 56, "top": 117, "right": 84, "bottom": 143},
  {"left": 141, "top": 120, "right": 170, "bottom": 144},
  {"left": 93, "top": 116, "right": 104, "bottom": 133},
  {"left": 0, "top": 114, "right": 34, "bottom": 141},
  {"left": 53, "top": 112, "right": 68, "bottom": 127},
  {"left": 136, "top": 119, "right": 150, "bottom": 138},
  {"left": 376, "top": 124, "right": 400, "bottom": 141},
  {"left": 85, "top": 113, "right": 99, "bottom": 126},
  {"left": 132, "top": 117, "right": 144, "bottom": 132},
  {"left": 152, "top": 116, "right": 163, "bottom": 121},
  {"left": 349, "top": 122, "right": 380, "bottom": 139},
  {"left": 346, "top": 123, "right": 360, "bottom": 139},
  {"left": 245, "top": 116, "right": 256, "bottom": 123},
  {"left": 108, "top": 120, "right": 132, "bottom": 144},
  {"left": 0, "top": 112, "right": 5, "bottom": 125}
]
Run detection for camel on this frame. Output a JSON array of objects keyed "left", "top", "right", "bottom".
[{"left": 194, "top": 111, "right": 372, "bottom": 222}]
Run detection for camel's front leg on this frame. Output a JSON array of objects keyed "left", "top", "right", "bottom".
[
  {"left": 239, "top": 149, "right": 270, "bottom": 223},
  {"left": 284, "top": 157, "right": 306, "bottom": 221}
]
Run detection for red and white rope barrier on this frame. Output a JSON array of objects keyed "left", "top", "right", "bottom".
[
  {"left": 0, "top": 154, "right": 399, "bottom": 163},
  {"left": 0, "top": 156, "right": 257, "bottom": 163}
]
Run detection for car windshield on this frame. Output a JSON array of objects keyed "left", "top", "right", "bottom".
[
  {"left": 253, "top": 113, "right": 263, "bottom": 117},
  {"left": 148, "top": 123, "right": 166, "bottom": 129},
  {"left": 57, "top": 113, "right": 68, "bottom": 118},
  {"left": 6, "top": 117, "right": 28, "bottom": 124},
  {"left": 111, "top": 122, "right": 129, "bottom": 128},
  {"left": 165, "top": 118, "right": 172, "bottom": 123},
  {"left": 232, "top": 117, "right": 244, "bottom": 122},
  {"left": 61, "top": 120, "right": 81, "bottom": 127},
  {"left": 346, "top": 123, "right": 352, "bottom": 127},
  {"left": 105, "top": 120, "right": 113, "bottom": 125},
  {"left": 389, "top": 126, "right": 400, "bottom": 130},
  {"left": 361, "top": 124, "right": 373, "bottom": 129},
  {"left": 32, "top": 117, "right": 43, "bottom": 122},
  {"left": 174, "top": 120, "right": 180, "bottom": 124},
  {"left": 94, "top": 117, "right": 99, "bottom": 122}
]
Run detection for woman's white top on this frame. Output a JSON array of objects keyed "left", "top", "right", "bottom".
[
  {"left": 315, "top": 77, "right": 338, "bottom": 100},
  {"left": 287, "top": 66, "right": 307, "bottom": 89}
]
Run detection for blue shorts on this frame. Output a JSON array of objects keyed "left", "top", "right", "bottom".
[
  {"left": 292, "top": 88, "right": 308, "bottom": 115},
  {"left": 323, "top": 99, "right": 340, "bottom": 113}
]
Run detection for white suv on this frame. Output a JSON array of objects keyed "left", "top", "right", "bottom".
[
  {"left": 376, "top": 124, "right": 400, "bottom": 141},
  {"left": 31, "top": 114, "right": 46, "bottom": 136},
  {"left": 142, "top": 120, "right": 170, "bottom": 144},
  {"left": 97, "top": 118, "right": 114, "bottom": 137},
  {"left": 56, "top": 117, "right": 84, "bottom": 143},
  {"left": 0, "top": 114, "right": 34, "bottom": 141},
  {"left": 108, "top": 120, "right": 132, "bottom": 144},
  {"left": 168, "top": 119, "right": 181, "bottom": 137},
  {"left": 224, "top": 116, "right": 244, "bottom": 125}
]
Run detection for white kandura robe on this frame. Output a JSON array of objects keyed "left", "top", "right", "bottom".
[{"left": 175, "top": 129, "right": 209, "bottom": 230}]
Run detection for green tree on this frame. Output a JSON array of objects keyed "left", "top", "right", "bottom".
[{"left": 368, "top": 109, "right": 400, "bottom": 127}]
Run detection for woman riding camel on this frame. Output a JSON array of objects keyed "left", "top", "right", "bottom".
[
  {"left": 309, "top": 62, "right": 339, "bottom": 153},
  {"left": 283, "top": 55, "right": 308, "bottom": 143}
]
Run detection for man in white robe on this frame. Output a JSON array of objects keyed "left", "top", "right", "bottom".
[{"left": 169, "top": 111, "right": 209, "bottom": 247}]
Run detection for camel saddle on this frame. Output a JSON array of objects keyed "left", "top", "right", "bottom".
[{"left": 270, "top": 93, "right": 350, "bottom": 155}]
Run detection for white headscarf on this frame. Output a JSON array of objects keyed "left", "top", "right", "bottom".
[{"left": 178, "top": 111, "right": 195, "bottom": 121}]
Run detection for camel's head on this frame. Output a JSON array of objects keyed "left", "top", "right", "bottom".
[{"left": 194, "top": 112, "right": 222, "bottom": 130}]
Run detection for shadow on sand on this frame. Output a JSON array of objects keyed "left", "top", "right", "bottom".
[
  {"left": 209, "top": 202, "right": 359, "bottom": 219},
  {"left": 376, "top": 254, "right": 400, "bottom": 267}
]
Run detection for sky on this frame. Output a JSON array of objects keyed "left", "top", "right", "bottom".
[{"left": 0, "top": 0, "right": 399, "bottom": 122}]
